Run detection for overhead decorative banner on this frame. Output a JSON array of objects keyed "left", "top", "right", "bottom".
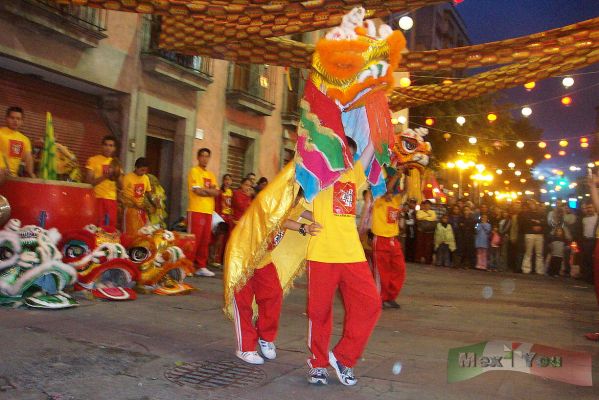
[{"left": 447, "top": 341, "right": 592, "bottom": 386}]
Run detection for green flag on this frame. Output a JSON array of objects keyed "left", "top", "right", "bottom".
[{"left": 40, "top": 112, "right": 57, "bottom": 180}]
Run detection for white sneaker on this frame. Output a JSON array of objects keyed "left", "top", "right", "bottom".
[
  {"left": 258, "top": 339, "right": 276, "bottom": 360},
  {"left": 195, "top": 267, "right": 215, "bottom": 277},
  {"left": 236, "top": 351, "right": 264, "bottom": 365}
]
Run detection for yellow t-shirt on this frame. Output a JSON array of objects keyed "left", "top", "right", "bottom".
[
  {"left": 221, "top": 188, "right": 233, "bottom": 215},
  {"left": 187, "top": 166, "right": 217, "bottom": 214},
  {"left": 85, "top": 155, "right": 117, "bottom": 200},
  {"left": 371, "top": 195, "right": 402, "bottom": 238},
  {"left": 122, "top": 172, "right": 151, "bottom": 207},
  {"left": 307, "top": 162, "right": 367, "bottom": 263},
  {"left": 0, "top": 127, "right": 32, "bottom": 175}
]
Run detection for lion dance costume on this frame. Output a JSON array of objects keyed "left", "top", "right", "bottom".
[{"left": 224, "top": 7, "right": 411, "bottom": 381}]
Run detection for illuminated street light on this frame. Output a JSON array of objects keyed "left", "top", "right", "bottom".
[
  {"left": 521, "top": 107, "right": 532, "bottom": 117},
  {"left": 508, "top": 162, "right": 515, "bottom": 169},
  {"left": 516, "top": 141, "right": 525, "bottom": 149},
  {"left": 398, "top": 15, "right": 414, "bottom": 30},
  {"left": 468, "top": 137, "right": 478, "bottom": 144},
  {"left": 562, "top": 76, "right": 574, "bottom": 88}
]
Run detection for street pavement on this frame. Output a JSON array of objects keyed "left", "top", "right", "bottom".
[{"left": 1, "top": 263, "right": 598, "bottom": 400}]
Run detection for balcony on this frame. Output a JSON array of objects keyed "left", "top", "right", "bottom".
[
  {"left": 141, "top": 16, "right": 214, "bottom": 91},
  {"left": 0, "top": 0, "right": 107, "bottom": 48},
  {"left": 226, "top": 64, "right": 276, "bottom": 116}
]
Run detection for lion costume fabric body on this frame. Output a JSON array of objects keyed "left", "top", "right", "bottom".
[{"left": 224, "top": 7, "right": 410, "bottom": 319}]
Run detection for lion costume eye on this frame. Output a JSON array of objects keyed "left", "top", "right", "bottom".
[
  {"left": 0, "top": 244, "right": 15, "bottom": 261},
  {"left": 62, "top": 240, "right": 89, "bottom": 261},
  {"left": 128, "top": 247, "right": 150, "bottom": 263},
  {"left": 402, "top": 138, "right": 418, "bottom": 153}
]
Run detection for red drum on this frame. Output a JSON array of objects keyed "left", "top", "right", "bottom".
[{"left": 0, "top": 177, "right": 97, "bottom": 232}]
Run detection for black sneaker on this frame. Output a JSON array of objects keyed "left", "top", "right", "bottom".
[
  {"left": 329, "top": 351, "right": 357, "bottom": 386},
  {"left": 307, "top": 366, "right": 328, "bottom": 385},
  {"left": 383, "top": 300, "right": 401, "bottom": 309}
]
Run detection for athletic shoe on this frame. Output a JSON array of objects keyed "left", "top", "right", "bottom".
[
  {"left": 236, "top": 351, "right": 264, "bottom": 365},
  {"left": 307, "top": 367, "right": 328, "bottom": 385},
  {"left": 258, "top": 339, "right": 276, "bottom": 360},
  {"left": 329, "top": 351, "right": 357, "bottom": 386},
  {"left": 195, "top": 267, "right": 215, "bottom": 277}
]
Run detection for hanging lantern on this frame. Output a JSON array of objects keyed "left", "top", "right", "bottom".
[
  {"left": 504, "top": 180, "right": 510, "bottom": 185},
  {"left": 443, "top": 79, "right": 453, "bottom": 85},
  {"left": 538, "top": 141, "right": 547, "bottom": 149},
  {"left": 468, "top": 137, "right": 478, "bottom": 144},
  {"left": 399, "top": 77, "right": 411, "bottom": 87},
  {"left": 516, "top": 141, "right": 525, "bottom": 149},
  {"left": 520, "top": 178, "right": 527, "bottom": 183},
  {"left": 443, "top": 132, "right": 452, "bottom": 141},
  {"left": 561, "top": 96, "right": 572, "bottom": 106},
  {"left": 580, "top": 137, "right": 589, "bottom": 143},
  {"left": 525, "top": 158, "right": 533, "bottom": 165},
  {"left": 562, "top": 76, "right": 574, "bottom": 88},
  {"left": 544, "top": 153, "right": 552, "bottom": 159},
  {"left": 559, "top": 140, "right": 568, "bottom": 147},
  {"left": 398, "top": 15, "right": 414, "bottom": 30},
  {"left": 425, "top": 117, "right": 435, "bottom": 126},
  {"left": 493, "top": 141, "right": 502, "bottom": 149},
  {"left": 581, "top": 142, "right": 589, "bottom": 148},
  {"left": 508, "top": 162, "right": 515, "bottom": 169},
  {"left": 398, "top": 115, "right": 407, "bottom": 125},
  {"left": 524, "top": 81, "right": 536, "bottom": 91},
  {"left": 558, "top": 150, "right": 566, "bottom": 156},
  {"left": 521, "top": 106, "right": 532, "bottom": 117},
  {"left": 514, "top": 170, "right": 522, "bottom": 176},
  {"left": 456, "top": 116, "right": 466, "bottom": 126},
  {"left": 487, "top": 113, "right": 497, "bottom": 122},
  {"left": 391, "top": 118, "right": 399, "bottom": 125}
]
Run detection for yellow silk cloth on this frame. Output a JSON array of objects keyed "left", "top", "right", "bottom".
[{"left": 223, "top": 162, "right": 310, "bottom": 319}]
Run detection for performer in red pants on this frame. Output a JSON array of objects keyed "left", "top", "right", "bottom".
[
  {"left": 370, "top": 174, "right": 405, "bottom": 309},
  {"left": 233, "top": 213, "right": 321, "bottom": 365},
  {"left": 306, "top": 148, "right": 381, "bottom": 386}
]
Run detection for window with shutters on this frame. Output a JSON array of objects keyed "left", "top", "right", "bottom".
[
  {"left": 226, "top": 64, "right": 276, "bottom": 116},
  {"left": 226, "top": 134, "right": 251, "bottom": 186}
]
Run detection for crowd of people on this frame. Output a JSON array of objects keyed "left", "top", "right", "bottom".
[{"left": 361, "top": 195, "right": 598, "bottom": 283}]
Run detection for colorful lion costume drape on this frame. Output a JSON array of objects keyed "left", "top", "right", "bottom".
[{"left": 224, "top": 7, "right": 407, "bottom": 319}]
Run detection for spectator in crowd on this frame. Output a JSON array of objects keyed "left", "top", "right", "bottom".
[
  {"left": 232, "top": 177, "right": 254, "bottom": 224},
  {"left": 434, "top": 214, "right": 455, "bottom": 267},
  {"left": 254, "top": 177, "right": 268, "bottom": 195},
  {"left": 520, "top": 200, "right": 547, "bottom": 274},
  {"left": 212, "top": 174, "right": 234, "bottom": 267},
  {"left": 447, "top": 205, "right": 462, "bottom": 266},
  {"left": 459, "top": 206, "right": 477, "bottom": 268},
  {"left": 187, "top": 148, "right": 219, "bottom": 277},
  {"left": 581, "top": 201, "right": 598, "bottom": 283},
  {"left": 403, "top": 198, "right": 417, "bottom": 262},
  {"left": 246, "top": 172, "right": 257, "bottom": 198},
  {"left": 85, "top": 135, "right": 122, "bottom": 227},
  {"left": 121, "top": 157, "right": 152, "bottom": 234},
  {"left": 0, "top": 106, "right": 35, "bottom": 178},
  {"left": 415, "top": 200, "right": 437, "bottom": 264},
  {"left": 587, "top": 173, "right": 599, "bottom": 308},
  {"left": 508, "top": 203, "right": 521, "bottom": 272},
  {"left": 488, "top": 225, "right": 502, "bottom": 271},
  {"left": 475, "top": 214, "right": 491, "bottom": 270},
  {"left": 498, "top": 210, "right": 512, "bottom": 270},
  {"left": 547, "top": 227, "right": 567, "bottom": 277}
]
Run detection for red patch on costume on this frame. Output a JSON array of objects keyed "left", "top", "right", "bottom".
[
  {"left": 333, "top": 181, "right": 356, "bottom": 216},
  {"left": 203, "top": 178, "right": 212, "bottom": 188},
  {"left": 102, "top": 164, "right": 111, "bottom": 175},
  {"left": 9, "top": 140, "right": 23, "bottom": 157},
  {"left": 133, "top": 183, "right": 145, "bottom": 198},
  {"left": 387, "top": 207, "right": 399, "bottom": 223}
]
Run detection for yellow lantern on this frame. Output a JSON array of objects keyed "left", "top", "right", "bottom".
[
  {"left": 538, "top": 141, "right": 547, "bottom": 149},
  {"left": 443, "top": 132, "right": 451, "bottom": 141},
  {"left": 399, "top": 77, "right": 411, "bottom": 87},
  {"left": 525, "top": 159, "right": 533, "bottom": 165},
  {"left": 559, "top": 140, "right": 568, "bottom": 147},
  {"left": 425, "top": 117, "right": 435, "bottom": 126},
  {"left": 561, "top": 96, "right": 572, "bottom": 106},
  {"left": 487, "top": 113, "right": 497, "bottom": 122},
  {"left": 524, "top": 82, "right": 536, "bottom": 91},
  {"left": 544, "top": 153, "right": 552, "bottom": 159}
]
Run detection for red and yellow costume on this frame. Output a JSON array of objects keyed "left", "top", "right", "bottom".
[
  {"left": 371, "top": 195, "right": 406, "bottom": 303},
  {"left": 86, "top": 155, "right": 118, "bottom": 228},
  {"left": 187, "top": 166, "right": 216, "bottom": 268},
  {"left": 0, "top": 127, "right": 31, "bottom": 176},
  {"left": 121, "top": 172, "right": 151, "bottom": 234}
]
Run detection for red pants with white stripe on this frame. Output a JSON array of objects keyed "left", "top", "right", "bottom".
[
  {"left": 95, "top": 198, "right": 118, "bottom": 228},
  {"left": 372, "top": 236, "right": 406, "bottom": 302},
  {"left": 187, "top": 211, "right": 212, "bottom": 268},
  {"left": 307, "top": 261, "right": 381, "bottom": 368},
  {"left": 233, "top": 263, "right": 282, "bottom": 352}
]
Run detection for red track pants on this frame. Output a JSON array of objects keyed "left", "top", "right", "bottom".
[
  {"left": 95, "top": 198, "right": 118, "bottom": 228},
  {"left": 187, "top": 211, "right": 212, "bottom": 268},
  {"left": 233, "top": 263, "right": 283, "bottom": 352},
  {"left": 594, "top": 241, "right": 599, "bottom": 306},
  {"left": 372, "top": 236, "right": 406, "bottom": 302},
  {"left": 307, "top": 260, "right": 381, "bottom": 368}
]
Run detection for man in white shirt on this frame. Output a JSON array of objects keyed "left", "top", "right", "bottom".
[{"left": 581, "top": 202, "right": 598, "bottom": 283}]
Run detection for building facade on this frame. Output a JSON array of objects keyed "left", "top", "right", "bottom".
[{"left": 0, "top": 1, "right": 303, "bottom": 223}]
